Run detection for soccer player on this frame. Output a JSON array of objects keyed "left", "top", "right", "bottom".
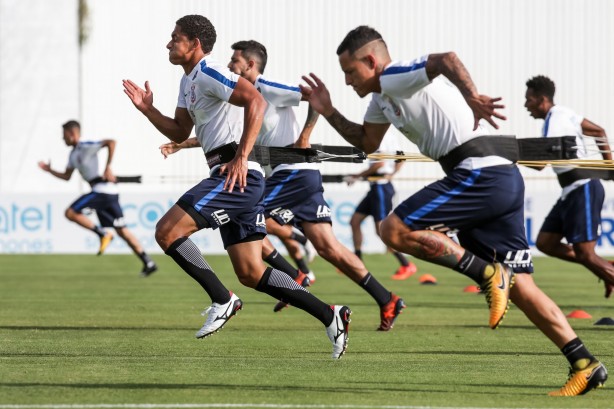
[
  {"left": 347, "top": 132, "right": 418, "bottom": 280},
  {"left": 525, "top": 75, "right": 614, "bottom": 298},
  {"left": 122, "top": 15, "right": 350, "bottom": 359},
  {"left": 38, "top": 120, "right": 158, "bottom": 277},
  {"left": 302, "top": 26, "right": 607, "bottom": 395}
]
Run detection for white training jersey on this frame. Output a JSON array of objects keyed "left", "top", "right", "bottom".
[
  {"left": 254, "top": 74, "right": 318, "bottom": 173},
  {"left": 177, "top": 56, "right": 261, "bottom": 173},
  {"left": 542, "top": 105, "right": 589, "bottom": 196},
  {"left": 368, "top": 132, "right": 398, "bottom": 178},
  {"left": 364, "top": 55, "right": 511, "bottom": 171},
  {"left": 67, "top": 141, "right": 118, "bottom": 194}
]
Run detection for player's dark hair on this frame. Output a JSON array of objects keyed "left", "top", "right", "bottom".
[
  {"left": 176, "top": 15, "right": 216, "bottom": 54},
  {"left": 62, "top": 120, "right": 80, "bottom": 130},
  {"left": 337, "top": 25, "right": 387, "bottom": 56},
  {"left": 231, "top": 40, "right": 268, "bottom": 74},
  {"left": 526, "top": 75, "right": 556, "bottom": 101}
]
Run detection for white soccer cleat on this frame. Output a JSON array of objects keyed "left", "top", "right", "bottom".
[
  {"left": 303, "top": 240, "right": 317, "bottom": 263},
  {"left": 306, "top": 270, "right": 316, "bottom": 284},
  {"left": 196, "top": 292, "right": 242, "bottom": 339},
  {"left": 326, "top": 305, "right": 351, "bottom": 359}
]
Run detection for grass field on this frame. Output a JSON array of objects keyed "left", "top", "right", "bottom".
[{"left": 1, "top": 253, "right": 613, "bottom": 408}]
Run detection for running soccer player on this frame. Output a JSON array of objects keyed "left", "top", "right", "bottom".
[
  {"left": 38, "top": 120, "right": 158, "bottom": 277},
  {"left": 303, "top": 25, "right": 607, "bottom": 395},
  {"left": 525, "top": 75, "right": 614, "bottom": 298},
  {"left": 122, "top": 15, "right": 350, "bottom": 359},
  {"left": 347, "top": 132, "right": 418, "bottom": 280}
]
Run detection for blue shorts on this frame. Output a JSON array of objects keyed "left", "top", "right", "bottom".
[
  {"left": 540, "top": 179, "right": 605, "bottom": 244},
  {"left": 393, "top": 165, "right": 533, "bottom": 273},
  {"left": 263, "top": 169, "right": 332, "bottom": 225},
  {"left": 177, "top": 169, "right": 267, "bottom": 249},
  {"left": 355, "top": 182, "right": 395, "bottom": 222},
  {"left": 69, "top": 192, "right": 126, "bottom": 228}
]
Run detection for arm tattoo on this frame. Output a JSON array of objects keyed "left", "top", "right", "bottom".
[{"left": 326, "top": 109, "right": 367, "bottom": 150}]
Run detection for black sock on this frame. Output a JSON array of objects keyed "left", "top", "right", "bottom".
[
  {"left": 256, "top": 267, "right": 333, "bottom": 325},
  {"left": 561, "top": 337, "right": 595, "bottom": 369},
  {"left": 294, "top": 257, "right": 310, "bottom": 275},
  {"left": 264, "top": 250, "right": 298, "bottom": 279},
  {"left": 165, "top": 237, "right": 230, "bottom": 304},
  {"left": 92, "top": 226, "right": 105, "bottom": 238},
  {"left": 290, "top": 232, "right": 308, "bottom": 245},
  {"left": 359, "top": 273, "right": 392, "bottom": 306},
  {"left": 453, "top": 251, "right": 491, "bottom": 284},
  {"left": 393, "top": 251, "right": 409, "bottom": 267},
  {"left": 354, "top": 249, "right": 362, "bottom": 260},
  {"left": 138, "top": 251, "right": 154, "bottom": 266}
]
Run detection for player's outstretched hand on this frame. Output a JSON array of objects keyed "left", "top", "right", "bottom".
[
  {"left": 160, "top": 142, "right": 182, "bottom": 159},
  {"left": 301, "top": 73, "right": 335, "bottom": 117},
  {"left": 38, "top": 161, "right": 51, "bottom": 172},
  {"left": 467, "top": 95, "right": 506, "bottom": 130},
  {"left": 122, "top": 79, "right": 154, "bottom": 113}
]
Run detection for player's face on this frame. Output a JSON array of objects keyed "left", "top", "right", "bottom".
[
  {"left": 338, "top": 51, "right": 377, "bottom": 98},
  {"left": 524, "top": 88, "right": 546, "bottom": 119},
  {"left": 62, "top": 128, "right": 78, "bottom": 146},
  {"left": 227, "top": 50, "right": 250, "bottom": 77},
  {"left": 167, "top": 25, "right": 198, "bottom": 65}
]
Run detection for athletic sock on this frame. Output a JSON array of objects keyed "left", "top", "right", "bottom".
[
  {"left": 354, "top": 249, "right": 362, "bottom": 260},
  {"left": 138, "top": 251, "right": 154, "bottom": 266},
  {"left": 165, "top": 237, "right": 230, "bottom": 304},
  {"left": 92, "top": 225, "right": 105, "bottom": 238},
  {"left": 294, "top": 257, "right": 310, "bottom": 275},
  {"left": 256, "top": 267, "right": 333, "bottom": 325},
  {"left": 392, "top": 251, "right": 409, "bottom": 267},
  {"left": 290, "top": 232, "right": 308, "bottom": 245},
  {"left": 359, "top": 272, "right": 392, "bottom": 306},
  {"left": 264, "top": 250, "right": 299, "bottom": 279},
  {"left": 561, "top": 337, "right": 596, "bottom": 370},
  {"left": 453, "top": 250, "right": 491, "bottom": 284}
]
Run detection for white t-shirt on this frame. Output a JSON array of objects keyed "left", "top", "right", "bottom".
[
  {"left": 369, "top": 132, "right": 398, "bottom": 178},
  {"left": 254, "top": 74, "right": 318, "bottom": 173},
  {"left": 177, "top": 56, "right": 262, "bottom": 173},
  {"left": 542, "top": 105, "right": 589, "bottom": 196},
  {"left": 67, "top": 141, "right": 118, "bottom": 194},
  {"left": 364, "top": 55, "right": 511, "bottom": 171}
]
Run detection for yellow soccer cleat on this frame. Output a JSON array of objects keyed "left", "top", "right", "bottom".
[
  {"left": 480, "top": 262, "right": 514, "bottom": 329},
  {"left": 97, "top": 232, "right": 114, "bottom": 255},
  {"left": 549, "top": 360, "right": 608, "bottom": 396}
]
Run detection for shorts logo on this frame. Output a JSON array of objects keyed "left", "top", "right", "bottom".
[
  {"left": 255, "top": 214, "right": 266, "bottom": 228},
  {"left": 113, "top": 217, "right": 126, "bottom": 228},
  {"left": 270, "top": 207, "right": 294, "bottom": 223},
  {"left": 211, "top": 209, "right": 230, "bottom": 226},
  {"left": 504, "top": 249, "right": 533, "bottom": 269},
  {"left": 316, "top": 205, "right": 331, "bottom": 218}
]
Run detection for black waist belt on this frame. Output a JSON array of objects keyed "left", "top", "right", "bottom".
[
  {"left": 437, "top": 135, "right": 577, "bottom": 175},
  {"left": 87, "top": 177, "right": 105, "bottom": 187},
  {"left": 557, "top": 168, "right": 613, "bottom": 187},
  {"left": 205, "top": 142, "right": 366, "bottom": 168}
]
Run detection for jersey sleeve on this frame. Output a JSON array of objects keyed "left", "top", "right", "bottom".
[
  {"left": 200, "top": 64, "right": 240, "bottom": 102},
  {"left": 364, "top": 95, "right": 389, "bottom": 124},
  {"left": 177, "top": 75, "right": 188, "bottom": 108},
  {"left": 544, "top": 109, "right": 583, "bottom": 137},
  {"left": 380, "top": 56, "right": 430, "bottom": 99},
  {"left": 256, "top": 77, "right": 302, "bottom": 108}
]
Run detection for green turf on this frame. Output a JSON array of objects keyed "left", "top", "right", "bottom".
[{"left": 1, "top": 253, "right": 613, "bottom": 408}]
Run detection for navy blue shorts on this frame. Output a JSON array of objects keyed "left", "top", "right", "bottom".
[
  {"left": 355, "top": 182, "right": 395, "bottom": 222},
  {"left": 69, "top": 192, "right": 126, "bottom": 228},
  {"left": 177, "top": 169, "right": 267, "bottom": 249},
  {"left": 393, "top": 165, "right": 533, "bottom": 273},
  {"left": 263, "top": 169, "right": 332, "bottom": 225},
  {"left": 540, "top": 179, "right": 605, "bottom": 244}
]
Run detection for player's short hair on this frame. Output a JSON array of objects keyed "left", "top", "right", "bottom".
[
  {"left": 231, "top": 40, "right": 268, "bottom": 74},
  {"left": 526, "top": 75, "right": 556, "bottom": 101},
  {"left": 62, "top": 120, "right": 80, "bottom": 130},
  {"left": 337, "top": 25, "right": 387, "bottom": 56},
  {"left": 176, "top": 15, "right": 216, "bottom": 54}
]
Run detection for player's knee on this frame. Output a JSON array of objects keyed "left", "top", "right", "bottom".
[
  {"left": 64, "top": 208, "right": 76, "bottom": 220},
  {"left": 535, "top": 235, "right": 552, "bottom": 254},
  {"left": 379, "top": 217, "right": 397, "bottom": 248},
  {"left": 234, "top": 268, "right": 259, "bottom": 288},
  {"left": 349, "top": 214, "right": 361, "bottom": 229}
]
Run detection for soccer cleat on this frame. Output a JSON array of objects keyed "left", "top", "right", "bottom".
[
  {"left": 196, "top": 292, "right": 242, "bottom": 339},
  {"left": 306, "top": 270, "right": 316, "bottom": 284},
  {"left": 273, "top": 271, "right": 311, "bottom": 312},
  {"left": 391, "top": 262, "right": 418, "bottom": 280},
  {"left": 303, "top": 240, "right": 317, "bottom": 263},
  {"left": 326, "top": 305, "right": 351, "bottom": 359},
  {"left": 548, "top": 360, "right": 608, "bottom": 396},
  {"left": 140, "top": 261, "right": 158, "bottom": 278},
  {"left": 480, "top": 263, "right": 514, "bottom": 329},
  {"left": 377, "top": 293, "right": 406, "bottom": 331},
  {"left": 97, "top": 232, "right": 114, "bottom": 255}
]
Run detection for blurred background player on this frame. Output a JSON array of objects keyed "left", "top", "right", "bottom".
[
  {"left": 38, "top": 120, "right": 158, "bottom": 277},
  {"left": 347, "top": 132, "right": 418, "bottom": 280},
  {"left": 524, "top": 75, "right": 614, "bottom": 298}
]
